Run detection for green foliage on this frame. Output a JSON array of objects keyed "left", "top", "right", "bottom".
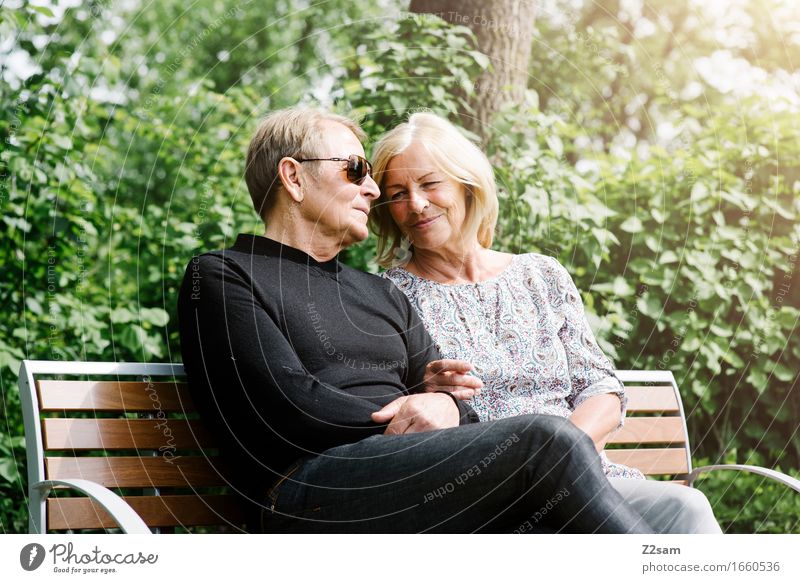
[
  {"left": 1, "top": 0, "right": 798, "bottom": 534},
  {"left": 487, "top": 91, "right": 800, "bottom": 463},
  {"left": 694, "top": 453, "right": 800, "bottom": 534},
  {"left": 596, "top": 98, "right": 800, "bottom": 468},
  {"left": 337, "top": 12, "right": 484, "bottom": 130}
]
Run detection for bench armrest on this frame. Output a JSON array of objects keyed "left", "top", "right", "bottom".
[
  {"left": 687, "top": 464, "right": 800, "bottom": 495},
  {"left": 32, "top": 479, "right": 152, "bottom": 534}
]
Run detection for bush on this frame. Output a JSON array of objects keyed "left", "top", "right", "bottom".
[{"left": 694, "top": 453, "right": 800, "bottom": 534}]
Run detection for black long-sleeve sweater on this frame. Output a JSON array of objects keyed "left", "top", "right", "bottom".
[{"left": 177, "top": 233, "right": 479, "bottom": 499}]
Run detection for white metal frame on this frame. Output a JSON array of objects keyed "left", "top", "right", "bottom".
[
  {"left": 687, "top": 465, "right": 800, "bottom": 493},
  {"left": 616, "top": 369, "right": 800, "bottom": 494},
  {"left": 19, "top": 360, "right": 185, "bottom": 534},
  {"left": 18, "top": 361, "right": 799, "bottom": 533}
]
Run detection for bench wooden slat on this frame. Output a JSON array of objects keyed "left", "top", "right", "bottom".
[
  {"left": 37, "top": 380, "right": 194, "bottom": 412},
  {"left": 42, "top": 419, "right": 215, "bottom": 450},
  {"left": 624, "top": 386, "right": 680, "bottom": 413},
  {"left": 607, "top": 417, "right": 685, "bottom": 445},
  {"left": 604, "top": 448, "right": 688, "bottom": 475},
  {"left": 47, "top": 494, "right": 245, "bottom": 530},
  {"left": 45, "top": 456, "right": 226, "bottom": 488}
]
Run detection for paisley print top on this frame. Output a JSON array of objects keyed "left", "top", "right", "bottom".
[{"left": 383, "top": 252, "right": 645, "bottom": 480}]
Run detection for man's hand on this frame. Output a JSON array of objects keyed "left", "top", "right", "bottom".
[
  {"left": 371, "top": 393, "right": 460, "bottom": 435},
  {"left": 423, "top": 359, "right": 483, "bottom": 400}
]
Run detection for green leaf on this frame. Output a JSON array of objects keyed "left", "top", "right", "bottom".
[
  {"left": 25, "top": 297, "right": 43, "bottom": 315},
  {"left": 469, "top": 51, "right": 490, "bottom": 70},
  {"left": 29, "top": 5, "right": 55, "bottom": 17},
  {"left": 636, "top": 294, "right": 662, "bottom": 319},
  {"left": 747, "top": 369, "right": 768, "bottom": 394},
  {"left": 683, "top": 333, "right": 702, "bottom": 352},
  {"left": 721, "top": 350, "right": 744, "bottom": 368},
  {"left": 620, "top": 216, "right": 643, "bottom": 233},
  {"left": 628, "top": 258, "right": 652, "bottom": 273},
  {"left": 709, "top": 324, "right": 732, "bottom": 337},
  {"left": 611, "top": 277, "right": 634, "bottom": 296},
  {"left": 545, "top": 135, "right": 563, "bottom": 158},
  {"left": 110, "top": 307, "right": 135, "bottom": 324},
  {"left": 659, "top": 250, "right": 678, "bottom": 264},
  {"left": 51, "top": 135, "right": 73, "bottom": 150},
  {"left": 0, "top": 350, "right": 22, "bottom": 376},
  {"left": 591, "top": 227, "right": 620, "bottom": 246},
  {"left": 770, "top": 363, "right": 794, "bottom": 382},
  {"left": 691, "top": 182, "right": 709, "bottom": 202},
  {"left": 0, "top": 458, "right": 20, "bottom": 484},
  {"left": 140, "top": 307, "right": 169, "bottom": 327},
  {"left": 763, "top": 198, "right": 796, "bottom": 220},
  {"left": 644, "top": 235, "right": 661, "bottom": 253}
]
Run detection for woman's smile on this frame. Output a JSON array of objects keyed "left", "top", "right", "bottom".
[{"left": 412, "top": 214, "right": 442, "bottom": 229}]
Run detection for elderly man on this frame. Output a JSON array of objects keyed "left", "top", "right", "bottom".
[{"left": 177, "top": 107, "right": 653, "bottom": 533}]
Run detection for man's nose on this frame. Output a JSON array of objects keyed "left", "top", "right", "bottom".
[{"left": 361, "top": 174, "right": 380, "bottom": 199}]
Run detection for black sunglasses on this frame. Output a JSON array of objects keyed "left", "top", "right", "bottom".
[{"left": 296, "top": 154, "right": 373, "bottom": 185}]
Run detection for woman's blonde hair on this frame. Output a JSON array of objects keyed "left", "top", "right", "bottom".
[{"left": 369, "top": 112, "right": 499, "bottom": 268}]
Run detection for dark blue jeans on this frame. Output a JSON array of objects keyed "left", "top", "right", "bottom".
[{"left": 260, "top": 414, "right": 654, "bottom": 533}]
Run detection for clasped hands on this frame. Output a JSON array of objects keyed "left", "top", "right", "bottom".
[{"left": 370, "top": 359, "right": 482, "bottom": 435}]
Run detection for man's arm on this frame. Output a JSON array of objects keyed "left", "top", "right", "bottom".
[
  {"left": 399, "top": 285, "right": 481, "bottom": 424},
  {"left": 179, "top": 254, "right": 392, "bottom": 452},
  {"left": 374, "top": 285, "right": 481, "bottom": 430}
]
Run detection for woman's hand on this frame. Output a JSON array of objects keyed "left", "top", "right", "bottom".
[{"left": 423, "top": 359, "right": 483, "bottom": 400}]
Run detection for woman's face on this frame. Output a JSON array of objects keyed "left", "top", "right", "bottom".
[{"left": 382, "top": 142, "right": 468, "bottom": 252}]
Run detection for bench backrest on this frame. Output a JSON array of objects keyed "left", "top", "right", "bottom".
[
  {"left": 19, "top": 363, "right": 693, "bottom": 532},
  {"left": 19, "top": 361, "right": 246, "bottom": 533},
  {"left": 608, "top": 370, "right": 692, "bottom": 484}
]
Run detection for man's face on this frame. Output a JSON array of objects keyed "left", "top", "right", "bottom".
[{"left": 299, "top": 121, "right": 380, "bottom": 248}]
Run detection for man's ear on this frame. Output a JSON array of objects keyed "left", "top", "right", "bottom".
[{"left": 277, "top": 157, "right": 305, "bottom": 203}]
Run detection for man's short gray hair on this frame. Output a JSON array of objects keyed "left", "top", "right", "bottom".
[{"left": 244, "top": 107, "right": 366, "bottom": 222}]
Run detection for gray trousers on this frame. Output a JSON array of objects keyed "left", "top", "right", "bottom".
[{"left": 609, "top": 477, "right": 723, "bottom": 534}]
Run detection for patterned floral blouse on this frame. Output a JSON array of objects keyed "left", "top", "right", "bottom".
[{"left": 383, "top": 252, "right": 645, "bottom": 480}]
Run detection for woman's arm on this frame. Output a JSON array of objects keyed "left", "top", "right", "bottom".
[
  {"left": 569, "top": 393, "right": 622, "bottom": 451},
  {"left": 545, "top": 256, "right": 628, "bottom": 439}
]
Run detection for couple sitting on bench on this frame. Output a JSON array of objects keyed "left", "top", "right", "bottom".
[{"left": 177, "top": 107, "right": 721, "bottom": 533}]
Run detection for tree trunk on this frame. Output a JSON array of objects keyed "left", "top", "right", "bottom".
[{"left": 409, "top": 0, "right": 536, "bottom": 140}]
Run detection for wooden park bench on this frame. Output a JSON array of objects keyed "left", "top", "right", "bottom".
[
  {"left": 19, "top": 360, "right": 800, "bottom": 533},
  {"left": 19, "top": 360, "right": 246, "bottom": 534}
]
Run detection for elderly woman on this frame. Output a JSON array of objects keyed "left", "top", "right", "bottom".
[{"left": 369, "top": 112, "right": 722, "bottom": 534}]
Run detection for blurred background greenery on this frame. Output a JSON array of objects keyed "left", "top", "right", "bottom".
[{"left": 1, "top": 0, "right": 798, "bottom": 533}]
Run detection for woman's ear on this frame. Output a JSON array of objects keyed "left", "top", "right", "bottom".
[{"left": 277, "top": 157, "right": 305, "bottom": 203}]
